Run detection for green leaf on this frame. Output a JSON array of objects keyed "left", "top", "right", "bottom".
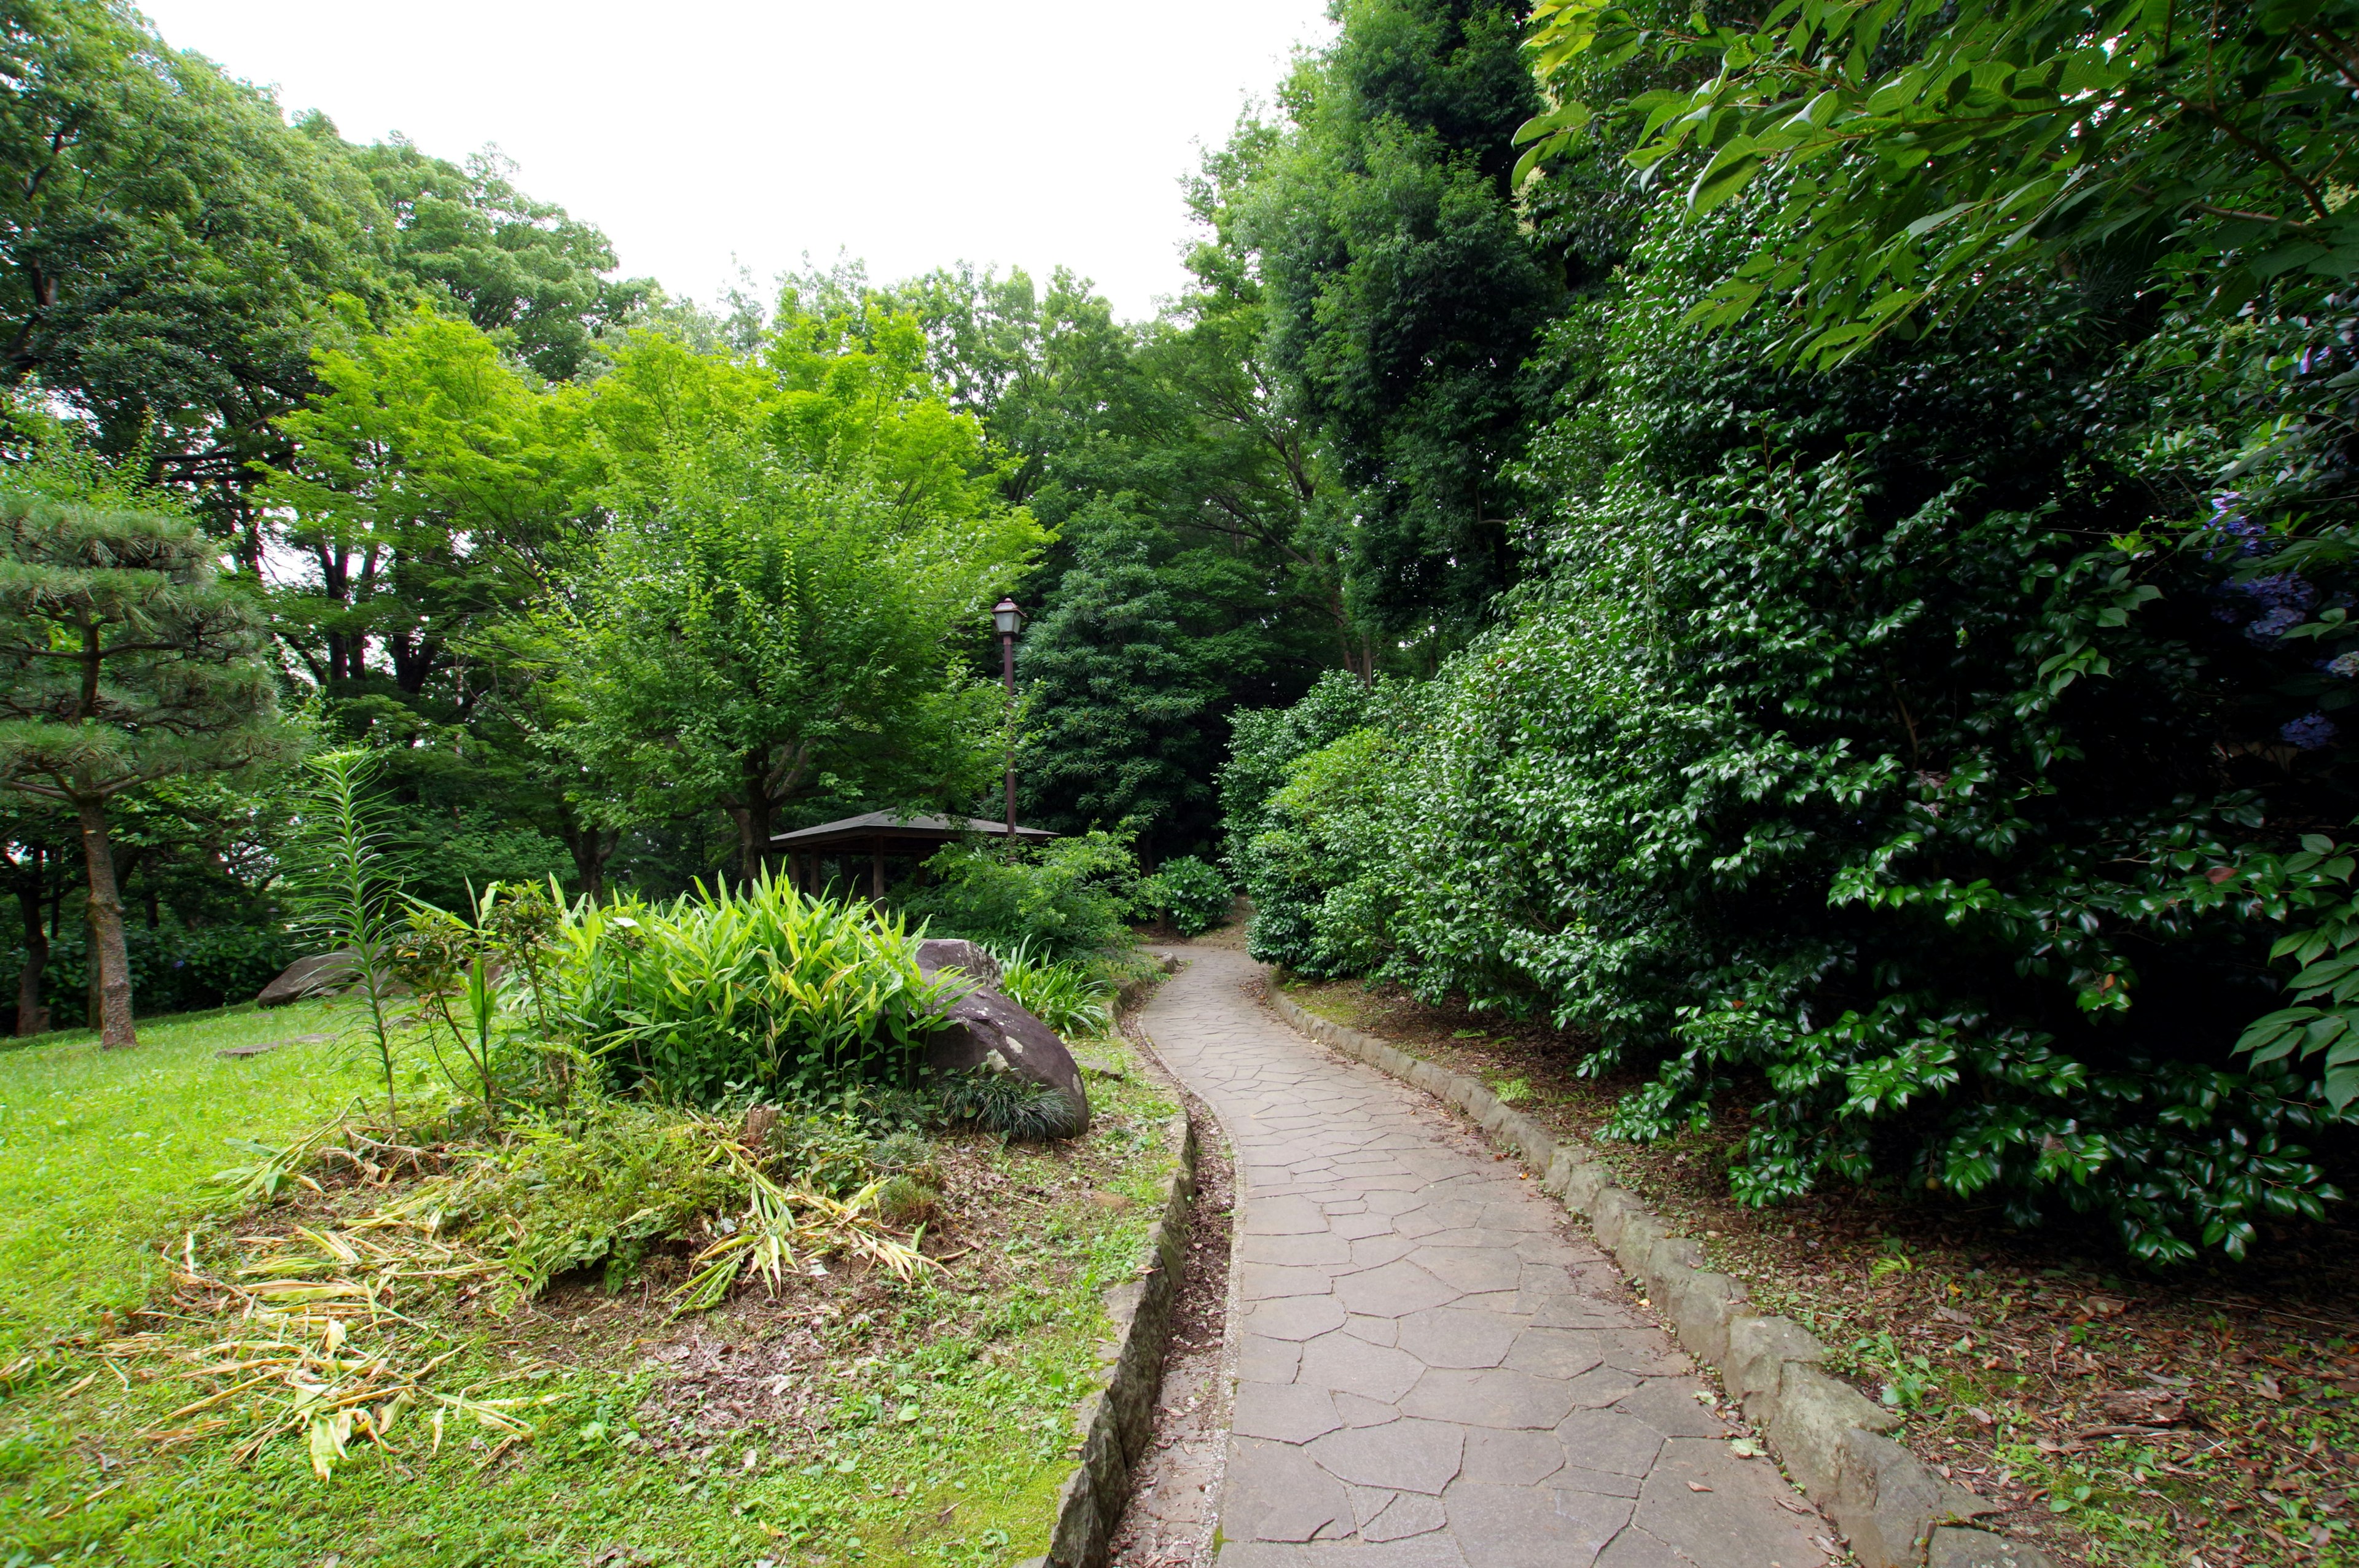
[{"left": 1688, "top": 140, "right": 1764, "bottom": 214}]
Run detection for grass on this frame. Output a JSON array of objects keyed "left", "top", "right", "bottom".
[
  {"left": 0, "top": 1000, "right": 1179, "bottom": 1568},
  {"left": 0, "top": 1000, "right": 377, "bottom": 1353}
]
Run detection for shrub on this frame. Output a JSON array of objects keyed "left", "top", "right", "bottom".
[
  {"left": 436, "top": 1100, "right": 741, "bottom": 1299},
  {"left": 15, "top": 923, "right": 291, "bottom": 1027},
  {"left": 1222, "top": 197, "right": 2359, "bottom": 1263},
  {"left": 546, "top": 874, "right": 961, "bottom": 1106},
  {"left": 1133, "top": 856, "right": 1234, "bottom": 936},
  {"left": 899, "top": 830, "right": 1138, "bottom": 959},
  {"left": 987, "top": 938, "right": 1115, "bottom": 1039}
]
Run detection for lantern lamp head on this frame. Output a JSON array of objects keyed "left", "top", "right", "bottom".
[{"left": 993, "top": 597, "right": 1023, "bottom": 637}]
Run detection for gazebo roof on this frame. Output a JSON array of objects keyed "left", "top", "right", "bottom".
[{"left": 769, "top": 810, "right": 1055, "bottom": 853}]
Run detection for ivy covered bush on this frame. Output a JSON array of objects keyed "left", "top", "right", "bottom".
[{"left": 1224, "top": 197, "right": 2358, "bottom": 1264}]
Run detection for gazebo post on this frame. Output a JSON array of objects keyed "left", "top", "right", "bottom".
[{"left": 871, "top": 847, "right": 885, "bottom": 902}]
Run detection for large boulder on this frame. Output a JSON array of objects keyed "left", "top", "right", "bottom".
[
  {"left": 256, "top": 950, "right": 357, "bottom": 1008},
  {"left": 915, "top": 938, "right": 1001, "bottom": 987},
  {"left": 915, "top": 940, "right": 1089, "bottom": 1134}
]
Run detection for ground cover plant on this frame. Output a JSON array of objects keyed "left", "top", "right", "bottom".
[
  {"left": 1277, "top": 969, "right": 2359, "bottom": 1568},
  {"left": 0, "top": 948, "right": 1178, "bottom": 1567}
]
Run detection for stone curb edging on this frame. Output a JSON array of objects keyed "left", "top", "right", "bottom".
[
  {"left": 1022, "top": 1109, "right": 1202, "bottom": 1568},
  {"left": 1265, "top": 985, "right": 2056, "bottom": 1568}
]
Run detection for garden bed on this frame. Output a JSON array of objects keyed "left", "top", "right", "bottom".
[
  {"left": 1275, "top": 972, "right": 2359, "bottom": 1568},
  {"left": 0, "top": 1004, "right": 1183, "bottom": 1567}
]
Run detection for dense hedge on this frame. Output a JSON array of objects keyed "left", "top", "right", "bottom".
[
  {"left": 1224, "top": 200, "right": 2357, "bottom": 1264},
  {"left": 5, "top": 924, "right": 290, "bottom": 1029}
]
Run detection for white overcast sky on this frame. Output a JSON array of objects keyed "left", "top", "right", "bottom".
[{"left": 135, "top": 1, "right": 1338, "bottom": 324}]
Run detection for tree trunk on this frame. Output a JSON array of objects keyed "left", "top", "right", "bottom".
[
  {"left": 732, "top": 752, "right": 775, "bottom": 887},
  {"left": 557, "top": 816, "right": 617, "bottom": 902},
  {"left": 12, "top": 848, "right": 46, "bottom": 1037},
  {"left": 74, "top": 798, "right": 136, "bottom": 1048}
]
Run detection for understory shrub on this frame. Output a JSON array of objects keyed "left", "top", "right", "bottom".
[
  {"left": 1224, "top": 196, "right": 2359, "bottom": 1264},
  {"left": 435, "top": 1099, "right": 741, "bottom": 1299},
  {"left": 899, "top": 829, "right": 1138, "bottom": 959},
  {"left": 1133, "top": 856, "right": 1234, "bottom": 935},
  {"left": 987, "top": 938, "right": 1115, "bottom": 1039},
  {"left": 9, "top": 923, "right": 290, "bottom": 1028},
  {"left": 547, "top": 874, "right": 961, "bottom": 1106}
]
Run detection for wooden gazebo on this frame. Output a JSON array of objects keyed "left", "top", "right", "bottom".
[{"left": 770, "top": 811, "right": 1055, "bottom": 900}]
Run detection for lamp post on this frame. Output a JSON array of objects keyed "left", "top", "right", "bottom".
[{"left": 993, "top": 597, "right": 1023, "bottom": 849}]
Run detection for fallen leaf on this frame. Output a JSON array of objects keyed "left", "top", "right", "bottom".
[
  {"left": 1688, "top": 1482, "right": 1713, "bottom": 1492},
  {"left": 2096, "top": 1388, "right": 2187, "bottom": 1426}
]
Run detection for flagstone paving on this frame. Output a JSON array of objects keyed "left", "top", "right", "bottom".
[{"left": 1136, "top": 946, "right": 1831, "bottom": 1568}]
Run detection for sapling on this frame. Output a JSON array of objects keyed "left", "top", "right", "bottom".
[{"left": 284, "top": 749, "right": 407, "bottom": 1127}]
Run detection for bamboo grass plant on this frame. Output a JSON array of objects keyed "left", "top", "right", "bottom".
[{"left": 546, "top": 873, "right": 964, "bottom": 1106}]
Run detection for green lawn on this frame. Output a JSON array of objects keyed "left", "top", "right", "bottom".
[
  {"left": 0, "top": 1000, "right": 376, "bottom": 1353},
  {"left": 0, "top": 1002, "right": 1177, "bottom": 1567}
]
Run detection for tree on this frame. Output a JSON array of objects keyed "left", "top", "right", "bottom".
[
  {"left": 1017, "top": 498, "right": 1319, "bottom": 857},
  {"left": 1, "top": 795, "right": 69, "bottom": 1033},
  {"left": 0, "top": 0, "right": 393, "bottom": 541},
  {"left": 557, "top": 437, "right": 1040, "bottom": 876},
  {"left": 350, "top": 139, "right": 654, "bottom": 383},
  {"left": 1519, "top": 0, "right": 2359, "bottom": 369},
  {"left": 1200, "top": 0, "right": 1567, "bottom": 643},
  {"left": 0, "top": 492, "right": 288, "bottom": 1044},
  {"left": 259, "top": 305, "right": 576, "bottom": 696}
]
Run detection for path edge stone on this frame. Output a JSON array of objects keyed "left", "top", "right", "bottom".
[
  {"left": 1263, "top": 983, "right": 2044, "bottom": 1568},
  {"left": 1023, "top": 1107, "right": 1201, "bottom": 1568}
]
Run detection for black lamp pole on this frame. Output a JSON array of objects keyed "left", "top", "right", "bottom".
[{"left": 993, "top": 598, "right": 1023, "bottom": 850}]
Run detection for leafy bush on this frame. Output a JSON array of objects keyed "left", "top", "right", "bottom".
[
  {"left": 1223, "top": 198, "right": 2358, "bottom": 1263},
  {"left": 1224, "top": 672, "right": 1420, "bottom": 978},
  {"left": 14, "top": 923, "right": 290, "bottom": 1027},
  {"left": 900, "top": 830, "right": 1138, "bottom": 959},
  {"left": 546, "top": 874, "right": 961, "bottom": 1106},
  {"left": 1133, "top": 856, "right": 1234, "bottom": 935},
  {"left": 987, "top": 938, "right": 1114, "bottom": 1039}
]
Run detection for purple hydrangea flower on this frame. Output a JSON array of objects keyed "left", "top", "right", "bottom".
[
  {"left": 2281, "top": 712, "right": 2339, "bottom": 751},
  {"left": 2328, "top": 652, "right": 2359, "bottom": 679}
]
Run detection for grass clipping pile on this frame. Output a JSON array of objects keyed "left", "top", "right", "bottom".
[{"left": 119, "top": 1101, "right": 937, "bottom": 1483}]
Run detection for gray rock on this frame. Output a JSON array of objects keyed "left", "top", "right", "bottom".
[
  {"left": 1831, "top": 1429, "right": 1995, "bottom": 1568},
  {"left": 255, "top": 950, "right": 357, "bottom": 1008},
  {"left": 915, "top": 937, "right": 1001, "bottom": 986},
  {"left": 1928, "top": 1526, "right": 2058, "bottom": 1568},
  {"left": 915, "top": 943, "right": 1089, "bottom": 1134}
]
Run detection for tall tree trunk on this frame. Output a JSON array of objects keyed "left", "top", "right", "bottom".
[
  {"left": 732, "top": 752, "right": 775, "bottom": 887},
  {"left": 12, "top": 847, "right": 45, "bottom": 1037},
  {"left": 74, "top": 798, "right": 136, "bottom": 1048},
  {"left": 557, "top": 816, "right": 617, "bottom": 902}
]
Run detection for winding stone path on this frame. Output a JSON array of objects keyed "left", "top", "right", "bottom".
[{"left": 1138, "top": 946, "right": 1829, "bottom": 1568}]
